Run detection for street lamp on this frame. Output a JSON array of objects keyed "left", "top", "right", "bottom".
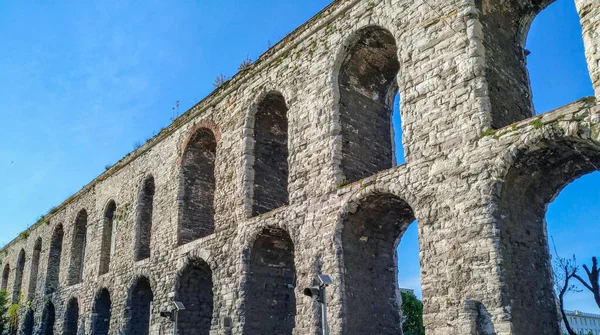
[
  {"left": 160, "top": 301, "right": 186, "bottom": 335},
  {"left": 304, "top": 274, "right": 334, "bottom": 335}
]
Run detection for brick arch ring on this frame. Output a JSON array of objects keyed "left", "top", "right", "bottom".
[{"left": 177, "top": 119, "right": 221, "bottom": 166}]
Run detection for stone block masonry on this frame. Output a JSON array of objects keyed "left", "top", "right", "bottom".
[{"left": 1, "top": 0, "right": 599, "bottom": 334}]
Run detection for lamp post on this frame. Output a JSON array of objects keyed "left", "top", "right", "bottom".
[
  {"left": 160, "top": 301, "right": 186, "bottom": 335},
  {"left": 303, "top": 274, "right": 334, "bottom": 335}
]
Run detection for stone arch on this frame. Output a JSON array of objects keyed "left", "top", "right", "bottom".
[
  {"left": 524, "top": 0, "right": 594, "bottom": 114},
  {"left": 45, "top": 224, "right": 64, "bottom": 294},
  {"left": 1, "top": 263, "right": 9, "bottom": 291},
  {"left": 339, "top": 192, "right": 417, "bottom": 335},
  {"left": 20, "top": 308, "right": 34, "bottom": 335},
  {"left": 174, "top": 258, "right": 214, "bottom": 335},
  {"left": 99, "top": 200, "right": 116, "bottom": 275},
  {"left": 12, "top": 249, "right": 25, "bottom": 303},
  {"left": 124, "top": 276, "right": 154, "bottom": 335},
  {"left": 91, "top": 288, "right": 111, "bottom": 335},
  {"left": 177, "top": 127, "right": 217, "bottom": 245},
  {"left": 68, "top": 209, "right": 87, "bottom": 285},
  {"left": 63, "top": 297, "right": 79, "bottom": 335},
  {"left": 494, "top": 131, "right": 600, "bottom": 333},
  {"left": 40, "top": 301, "right": 55, "bottom": 335},
  {"left": 27, "top": 237, "right": 42, "bottom": 301},
  {"left": 474, "top": 0, "right": 594, "bottom": 127},
  {"left": 247, "top": 91, "right": 290, "bottom": 216},
  {"left": 135, "top": 176, "right": 155, "bottom": 261},
  {"left": 335, "top": 25, "right": 401, "bottom": 184},
  {"left": 242, "top": 227, "right": 296, "bottom": 335}
]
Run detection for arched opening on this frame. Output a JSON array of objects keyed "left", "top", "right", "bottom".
[
  {"left": 341, "top": 193, "right": 417, "bottom": 334},
  {"left": 525, "top": 0, "right": 594, "bottom": 115},
  {"left": 178, "top": 128, "right": 216, "bottom": 245},
  {"left": 2, "top": 263, "right": 9, "bottom": 291},
  {"left": 20, "top": 309, "right": 34, "bottom": 335},
  {"left": 392, "top": 92, "right": 405, "bottom": 166},
  {"left": 547, "top": 173, "right": 600, "bottom": 315},
  {"left": 45, "top": 224, "right": 64, "bottom": 294},
  {"left": 135, "top": 176, "right": 155, "bottom": 261},
  {"left": 338, "top": 27, "right": 402, "bottom": 184},
  {"left": 99, "top": 200, "right": 116, "bottom": 275},
  {"left": 396, "top": 222, "right": 424, "bottom": 335},
  {"left": 12, "top": 249, "right": 25, "bottom": 303},
  {"left": 243, "top": 227, "right": 296, "bottom": 334},
  {"left": 40, "top": 302, "right": 55, "bottom": 335},
  {"left": 175, "top": 259, "right": 214, "bottom": 334},
  {"left": 92, "top": 288, "right": 112, "bottom": 335},
  {"left": 125, "top": 277, "right": 154, "bottom": 335},
  {"left": 63, "top": 298, "right": 79, "bottom": 335},
  {"left": 476, "top": 0, "right": 595, "bottom": 128},
  {"left": 251, "top": 92, "right": 289, "bottom": 216},
  {"left": 28, "top": 238, "right": 42, "bottom": 300},
  {"left": 68, "top": 210, "right": 87, "bottom": 285},
  {"left": 496, "top": 138, "right": 600, "bottom": 333}
]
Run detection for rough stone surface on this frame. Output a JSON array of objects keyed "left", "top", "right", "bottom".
[{"left": 1, "top": 0, "right": 599, "bottom": 334}]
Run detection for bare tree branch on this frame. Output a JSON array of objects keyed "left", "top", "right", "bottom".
[
  {"left": 573, "top": 256, "right": 600, "bottom": 309},
  {"left": 552, "top": 237, "right": 578, "bottom": 335}
]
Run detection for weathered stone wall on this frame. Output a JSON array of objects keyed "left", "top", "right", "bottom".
[{"left": 1, "top": 0, "right": 599, "bottom": 334}]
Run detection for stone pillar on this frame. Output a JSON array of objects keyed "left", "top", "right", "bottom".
[{"left": 575, "top": 0, "right": 600, "bottom": 98}]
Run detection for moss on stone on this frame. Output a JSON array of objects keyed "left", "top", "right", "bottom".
[{"left": 531, "top": 118, "right": 543, "bottom": 129}]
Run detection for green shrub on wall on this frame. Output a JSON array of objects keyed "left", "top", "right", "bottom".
[{"left": 0, "top": 290, "right": 8, "bottom": 334}]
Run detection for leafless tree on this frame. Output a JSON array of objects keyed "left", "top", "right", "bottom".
[
  {"left": 213, "top": 74, "right": 230, "bottom": 88},
  {"left": 573, "top": 257, "right": 600, "bottom": 309},
  {"left": 552, "top": 239, "right": 578, "bottom": 335},
  {"left": 238, "top": 55, "right": 252, "bottom": 71}
]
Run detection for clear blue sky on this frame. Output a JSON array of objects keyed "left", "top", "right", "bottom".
[{"left": 0, "top": 0, "right": 597, "bottom": 314}]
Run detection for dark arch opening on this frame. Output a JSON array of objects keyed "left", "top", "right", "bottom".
[
  {"left": 13, "top": 249, "right": 25, "bottom": 303},
  {"left": 92, "top": 288, "right": 112, "bottom": 335},
  {"left": 496, "top": 138, "right": 600, "bottom": 333},
  {"left": 68, "top": 210, "right": 87, "bottom": 286},
  {"left": 40, "top": 302, "right": 55, "bottom": 335},
  {"left": 175, "top": 259, "right": 214, "bottom": 334},
  {"left": 525, "top": 0, "right": 594, "bottom": 115},
  {"left": 28, "top": 238, "right": 42, "bottom": 300},
  {"left": 135, "top": 176, "right": 155, "bottom": 261},
  {"left": 338, "top": 27, "right": 401, "bottom": 184},
  {"left": 251, "top": 92, "right": 289, "bottom": 216},
  {"left": 243, "top": 227, "right": 296, "bottom": 334},
  {"left": 63, "top": 298, "right": 79, "bottom": 335},
  {"left": 45, "top": 225, "right": 64, "bottom": 294},
  {"left": 2, "top": 263, "right": 9, "bottom": 292},
  {"left": 341, "top": 193, "right": 416, "bottom": 334},
  {"left": 99, "top": 200, "right": 116, "bottom": 275},
  {"left": 125, "top": 277, "right": 154, "bottom": 335},
  {"left": 178, "top": 128, "right": 217, "bottom": 245},
  {"left": 476, "top": 0, "right": 594, "bottom": 128},
  {"left": 20, "top": 308, "right": 34, "bottom": 335}
]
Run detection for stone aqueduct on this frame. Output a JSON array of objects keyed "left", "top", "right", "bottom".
[{"left": 1, "top": 0, "right": 600, "bottom": 334}]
